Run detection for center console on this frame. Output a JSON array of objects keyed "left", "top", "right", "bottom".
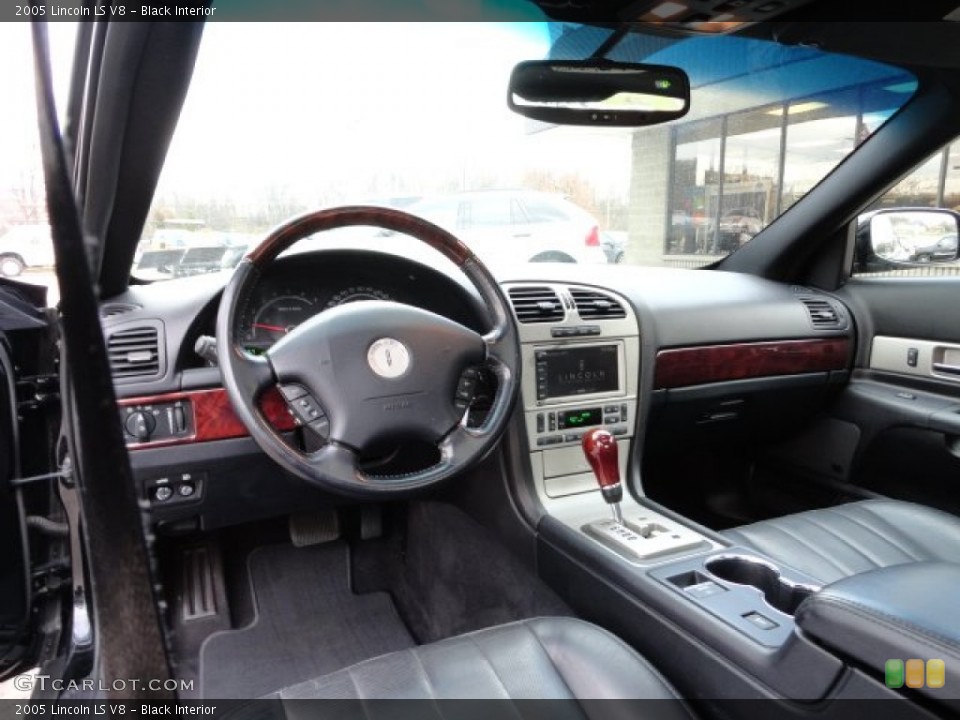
[{"left": 507, "top": 282, "right": 908, "bottom": 705}]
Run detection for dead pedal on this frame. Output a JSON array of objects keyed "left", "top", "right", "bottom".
[
  {"left": 289, "top": 510, "right": 340, "bottom": 547},
  {"left": 180, "top": 543, "right": 225, "bottom": 623}
]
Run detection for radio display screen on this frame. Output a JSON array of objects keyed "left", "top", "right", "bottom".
[{"left": 536, "top": 345, "right": 619, "bottom": 400}]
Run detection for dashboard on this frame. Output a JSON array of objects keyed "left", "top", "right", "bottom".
[{"left": 100, "top": 248, "right": 854, "bottom": 531}]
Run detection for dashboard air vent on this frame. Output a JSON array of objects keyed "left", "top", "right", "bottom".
[
  {"left": 508, "top": 286, "right": 564, "bottom": 324},
  {"left": 107, "top": 326, "right": 161, "bottom": 380},
  {"left": 800, "top": 298, "right": 843, "bottom": 329},
  {"left": 570, "top": 288, "right": 626, "bottom": 320},
  {"left": 100, "top": 302, "right": 140, "bottom": 318}
]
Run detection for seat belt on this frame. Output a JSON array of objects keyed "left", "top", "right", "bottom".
[{"left": 29, "top": 18, "right": 173, "bottom": 699}]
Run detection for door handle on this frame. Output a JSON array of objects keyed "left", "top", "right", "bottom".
[{"left": 933, "top": 362, "right": 960, "bottom": 377}]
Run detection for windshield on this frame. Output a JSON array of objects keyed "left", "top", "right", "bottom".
[{"left": 136, "top": 22, "right": 916, "bottom": 280}]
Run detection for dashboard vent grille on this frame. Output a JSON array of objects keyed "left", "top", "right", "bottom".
[
  {"left": 570, "top": 288, "right": 626, "bottom": 320},
  {"left": 800, "top": 298, "right": 843, "bottom": 329},
  {"left": 508, "top": 287, "right": 564, "bottom": 324},
  {"left": 107, "top": 327, "right": 161, "bottom": 380},
  {"left": 100, "top": 303, "right": 140, "bottom": 318}
]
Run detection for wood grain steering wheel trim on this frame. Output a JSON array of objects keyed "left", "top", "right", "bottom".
[{"left": 246, "top": 205, "right": 474, "bottom": 267}]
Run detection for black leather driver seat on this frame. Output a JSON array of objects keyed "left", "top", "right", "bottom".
[
  {"left": 722, "top": 499, "right": 960, "bottom": 584},
  {"left": 262, "top": 617, "right": 694, "bottom": 707}
]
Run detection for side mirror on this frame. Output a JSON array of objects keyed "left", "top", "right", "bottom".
[
  {"left": 508, "top": 60, "right": 690, "bottom": 127},
  {"left": 856, "top": 208, "right": 960, "bottom": 272}
]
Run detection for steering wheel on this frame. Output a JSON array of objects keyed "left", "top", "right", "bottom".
[{"left": 216, "top": 206, "right": 521, "bottom": 498}]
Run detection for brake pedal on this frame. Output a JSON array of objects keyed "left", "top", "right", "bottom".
[
  {"left": 289, "top": 510, "right": 340, "bottom": 547},
  {"left": 360, "top": 505, "right": 383, "bottom": 540}
]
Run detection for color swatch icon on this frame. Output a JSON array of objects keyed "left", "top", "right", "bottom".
[
  {"left": 927, "top": 659, "right": 946, "bottom": 689},
  {"left": 885, "top": 659, "right": 904, "bottom": 688},
  {"left": 885, "top": 659, "right": 946, "bottom": 689}
]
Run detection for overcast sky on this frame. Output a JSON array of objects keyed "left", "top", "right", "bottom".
[
  {"left": 0, "top": 21, "right": 634, "bottom": 226},
  {"left": 0, "top": 22, "right": 76, "bottom": 189}
]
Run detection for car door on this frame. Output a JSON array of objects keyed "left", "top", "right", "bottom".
[
  {"left": 776, "top": 142, "right": 960, "bottom": 518},
  {"left": 0, "top": 285, "right": 59, "bottom": 684}
]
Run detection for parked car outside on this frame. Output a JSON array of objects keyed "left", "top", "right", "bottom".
[
  {"left": 405, "top": 190, "right": 606, "bottom": 266},
  {"left": 0, "top": 224, "right": 55, "bottom": 277},
  {"left": 718, "top": 207, "right": 764, "bottom": 252}
]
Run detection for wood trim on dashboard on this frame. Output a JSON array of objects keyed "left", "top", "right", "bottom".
[
  {"left": 653, "top": 338, "right": 851, "bottom": 390},
  {"left": 118, "top": 387, "right": 296, "bottom": 450}
]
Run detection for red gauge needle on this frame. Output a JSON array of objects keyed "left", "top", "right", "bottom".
[{"left": 253, "top": 323, "right": 287, "bottom": 333}]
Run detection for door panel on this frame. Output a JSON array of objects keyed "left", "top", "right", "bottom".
[
  {"left": 0, "top": 337, "right": 30, "bottom": 677},
  {"left": 823, "top": 277, "right": 960, "bottom": 513}
]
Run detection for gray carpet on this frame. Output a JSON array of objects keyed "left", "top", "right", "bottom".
[{"left": 199, "top": 541, "right": 414, "bottom": 699}]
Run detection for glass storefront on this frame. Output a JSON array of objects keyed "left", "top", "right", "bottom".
[{"left": 663, "top": 82, "right": 932, "bottom": 263}]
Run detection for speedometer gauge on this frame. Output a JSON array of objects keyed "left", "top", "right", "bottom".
[
  {"left": 324, "top": 286, "right": 392, "bottom": 309},
  {"left": 247, "top": 295, "right": 315, "bottom": 345}
]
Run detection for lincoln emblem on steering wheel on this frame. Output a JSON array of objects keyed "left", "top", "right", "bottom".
[{"left": 367, "top": 338, "right": 411, "bottom": 379}]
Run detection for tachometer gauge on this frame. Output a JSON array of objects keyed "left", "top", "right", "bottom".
[
  {"left": 325, "top": 286, "right": 392, "bottom": 309},
  {"left": 247, "top": 295, "right": 316, "bottom": 346}
]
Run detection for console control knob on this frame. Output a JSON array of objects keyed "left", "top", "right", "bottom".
[
  {"left": 582, "top": 428, "right": 622, "bottom": 522},
  {"left": 125, "top": 410, "right": 156, "bottom": 442}
]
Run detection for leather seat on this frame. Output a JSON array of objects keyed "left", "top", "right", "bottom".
[
  {"left": 262, "top": 617, "right": 693, "bottom": 706},
  {"left": 722, "top": 499, "right": 960, "bottom": 585}
]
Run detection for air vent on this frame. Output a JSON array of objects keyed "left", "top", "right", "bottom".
[
  {"left": 800, "top": 298, "right": 843, "bottom": 329},
  {"left": 107, "top": 326, "right": 161, "bottom": 380},
  {"left": 570, "top": 288, "right": 626, "bottom": 320},
  {"left": 508, "top": 286, "right": 565, "bottom": 324},
  {"left": 100, "top": 302, "right": 140, "bottom": 318}
]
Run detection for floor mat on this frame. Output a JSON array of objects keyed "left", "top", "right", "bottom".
[
  {"left": 199, "top": 541, "right": 414, "bottom": 699},
  {"left": 353, "top": 501, "right": 573, "bottom": 644}
]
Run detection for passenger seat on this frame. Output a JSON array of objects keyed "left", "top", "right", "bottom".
[{"left": 721, "top": 499, "right": 960, "bottom": 584}]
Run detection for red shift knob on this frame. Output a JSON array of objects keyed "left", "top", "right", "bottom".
[{"left": 582, "top": 428, "right": 620, "bottom": 489}]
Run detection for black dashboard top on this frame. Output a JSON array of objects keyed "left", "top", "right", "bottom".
[{"left": 102, "top": 248, "right": 849, "bottom": 399}]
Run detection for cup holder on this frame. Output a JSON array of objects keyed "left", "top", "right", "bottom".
[{"left": 704, "top": 554, "right": 819, "bottom": 616}]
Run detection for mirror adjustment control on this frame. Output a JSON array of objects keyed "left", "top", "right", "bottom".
[
  {"left": 147, "top": 472, "right": 205, "bottom": 505},
  {"left": 153, "top": 485, "right": 173, "bottom": 502}
]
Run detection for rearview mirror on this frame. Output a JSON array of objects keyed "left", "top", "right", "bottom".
[
  {"left": 508, "top": 60, "right": 690, "bottom": 127},
  {"left": 856, "top": 208, "right": 960, "bottom": 272}
]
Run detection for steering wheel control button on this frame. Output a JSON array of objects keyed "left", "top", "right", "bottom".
[
  {"left": 367, "top": 338, "right": 411, "bottom": 379},
  {"left": 287, "top": 394, "right": 326, "bottom": 424},
  {"left": 453, "top": 367, "right": 480, "bottom": 411},
  {"left": 279, "top": 383, "right": 309, "bottom": 401},
  {"left": 308, "top": 416, "right": 330, "bottom": 440}
]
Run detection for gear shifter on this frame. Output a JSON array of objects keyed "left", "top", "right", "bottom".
[
  {"left": 582, "top": 428, "right": 623, "bottom": 523},
  {"left": 581, "top": 427, "right": 706, "bottom": 561}
]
